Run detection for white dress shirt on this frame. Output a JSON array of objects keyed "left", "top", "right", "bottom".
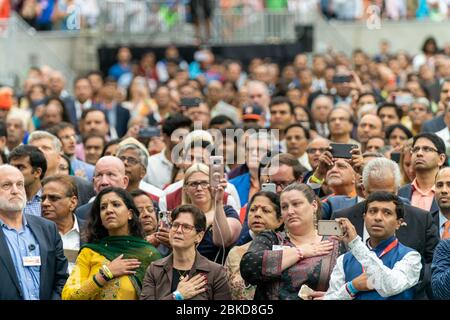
[
  {"left": 324, "top": 236, "right": 422, "bottom": 300},
  {"left": 436, "top": 127, "right": 450, "bottom": 150},
  {"left": 60, "top": 216, "right": 81, "bottom": 275},
  {"left": 298, "top": 153, "right": 312, "bottom": 171},
  {"left": 144, "top": 149, "right": 174, "bottom": 189}
]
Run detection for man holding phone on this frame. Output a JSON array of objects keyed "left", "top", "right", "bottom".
[{"left": 324, "top": 192, "right": 422, "bottom": 300}]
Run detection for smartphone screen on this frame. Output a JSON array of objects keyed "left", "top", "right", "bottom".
[
  {"left": 330, "top": 143, "right": 357, "bottom": 159},
  {"left": 209, "top": 156, "right": 224, "bottom": 189},
  {"left": 332, "top": 75, "right": 352, "bottom": 84},
  {"left": 261, "top": 183, "right": 277, "bottom": 193}
]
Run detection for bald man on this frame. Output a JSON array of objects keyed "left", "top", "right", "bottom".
[
  {"left": 75, "top": 156, "right": 129, "bottom": 220},
  {"left": 434, "top": 167, "right": 450, "bottom": 240}
]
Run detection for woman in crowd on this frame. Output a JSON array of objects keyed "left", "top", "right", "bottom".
[
  {"left": 225, "top": 191, "right": 283, "bottom": 300},
  {"left": 58, "top": 154, "right": 73, "bottom": 175},
  {"left": 400, "top": 139, "right": 415, "bottom": 185},
  {"left": 140, "top": 204, "right": 231, "bottom": 300},
  {"left": 62, "top": 187, "right": 161, "bottom": 300},
  {"left": 182, "top": 163, "right": 242, "bottom": 264},
  {"left": 240, "top": 183, "right": 341, "bottom": 300},
  {"left": 386, "top": 124, "right": 413, "bottom": 149}
]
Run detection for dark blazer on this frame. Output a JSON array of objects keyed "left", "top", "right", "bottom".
[
  {"left": 431, "top": 210, "right": 441, "bottom": 239},
  {"left": 422, "top": 115, "right": 446, "bottom": 133},
  {"left": 398, "top": 183, "right": 439, "bottom": 214},
  {"left": 0, "top": 214, "right": 68, "bottom": 300},
  {"left": 140, "top": 252, "right": 231, "bottom": 300},
  {"left": 75, "top": 201, "right": 93, "bottom": 222},
  {"left": 333, "top": 201, "right": 439, "bottom": 299},
  {"left": 98, "top": 104, "right": 130, "bottom": 138},
  {"left": 114, "top": 104, "right": 131, "bottom": 138},
  {"left": 73, "top": 176, "right": 95, "bottom": 208}
]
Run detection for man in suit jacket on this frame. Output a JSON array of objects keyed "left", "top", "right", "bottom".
[
  {"left": 432, "top": 167, "right": 450, "bottom": 240},
  {"left": 398, "top": 132, "right": 446, "bottom": 213},
  {"left": 75, "top": 156, "right": 129, "bottom": 221},
  {"left": 0, "top": 165, "right": 67, "bottom": 300},
  {"left": 422, "top": 115, "right": 446, "bottom": 133},
  {"left": 332, "top": 157, "right": 439, "bottom": 299}
]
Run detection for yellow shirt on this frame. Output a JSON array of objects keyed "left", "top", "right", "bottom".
[{"left": 62, "top": 248, "right": 138, "bottom": 300}]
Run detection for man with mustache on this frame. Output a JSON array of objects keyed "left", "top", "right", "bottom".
[
  {"left": 324, "top": 192, "right": 422, "bottom": 300},
  {"left": 398, "top": 133, "right": 446, "bottom": 212},
  {"left": 0, "top": 165, "right": 68, "bottom": 299}
]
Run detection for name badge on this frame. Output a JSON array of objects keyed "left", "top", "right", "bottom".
[
  {"left": 272, "top": 245, "right": 283, "bottom": 251},
  {"left": 23, "top": 256, "right": 41, "bottom": 267}
]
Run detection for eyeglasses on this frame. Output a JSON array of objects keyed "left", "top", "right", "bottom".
[
  {"left": 186, "top": 181, "right": 209, "bottom": 189},
  {"left": 170, "top": 222, "right": 196, "bottom": 233},
  {"left": 119, "top": 156, "right": 140, "bottom": 166},
  {"left": 410, "top": 146, "right": 439, "bottom": 154},
  {"left": 306, "top": 147, "right": 329, "bottom": 154}
]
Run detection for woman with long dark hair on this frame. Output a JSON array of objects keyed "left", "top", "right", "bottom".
[{"left": 62, "top": 187, "right": 161, "bottom": 300}]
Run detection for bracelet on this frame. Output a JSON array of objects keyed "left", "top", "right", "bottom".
[
  {"left": 102, "top": 265, "right": 114, "bottom": 280},
  {"left": 98, "top": 267, "right": 110, "bottom": 282},
  {"left": 296, "top": 248, "right": 304, "bottom": 260},
  {"left": 92, "top": 275, "right": 104, "bottom": 288},
  {"left": 310, "top": 174, "right": 324, "bottom": 184},
  {"left": 173, "top": 290, "right": 184, "bottom": 300},
  {"left": 346, "top": 281, "right": 359, "bottom": 297}
]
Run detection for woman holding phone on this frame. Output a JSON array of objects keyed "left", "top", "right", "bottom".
[
  {"left": 181, "top": 163, "right": 242, "bottom": 264},
  {"left": 240, "top": 183, "right": 342, "bottom": 300},
  {"left": 62, "top": 187, "right": 161, "bottom": 300},
  {"left": 225, "top": 191, "right": 283, "bottom": 300}
]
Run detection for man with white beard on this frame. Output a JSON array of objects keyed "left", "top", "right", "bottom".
[{"left": 0, "top": 165, "right": 68, "bottom": 300}]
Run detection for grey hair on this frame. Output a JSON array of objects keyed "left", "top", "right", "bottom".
[
  {"left": 311, "top": 95, "right": 333, "bottom": 109},
  {"left": 116, "top": 144, "right": 148, "bottom": 168},
  {"left": 362, "top": 158, "right": 401, "bottom": 191},
  {"left": 357, "top": 103, "right": 378, "bottom": 120},
  {"left": 28, "top": 130, "right": 62, "bottom": 153},
  {"left": 247, "top": 80, "right": 269, "bottom": 97}
]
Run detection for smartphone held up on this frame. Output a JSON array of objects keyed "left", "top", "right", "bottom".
[{"left": 209, "top": 156, "right": 224, "bottom": 189}]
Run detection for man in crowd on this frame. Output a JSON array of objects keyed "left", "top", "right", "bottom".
[
  {"left": 8, "top": 145, "right": 47, "bottom": 217},
  {"left": 0, "top": 165, "right": 67, "bottom": 299},
  {"left": 328, "top": 107, "right": 359, "bottom": 145},
  {"left": 433, "top": 167, "right": 450, "bottom": 240},
  {"left": 333, "top": 157, "right": 439, "bottom": 299},
  {"left": 311, "top": 95, "right": 333, "bottom": 138},
  {"left": 269, "top": 96, "right": 295, "bottom": 142},
  {"left": 83, "top": 134, "right": 105, "bottom": 166},
  {"left": 325, "top": 192, "right": 422, "bottom": 300},
  {"left": 398, "top": 133, "right": 445, "bottom": 212},
  {"left": 357, "top": 114, "right": 384, "bottom": 152},
  {"left": 285, "top": 123, "right": 312, "bottom": 171},
  {"left": 377, "top": 103, "right": 402, "bottom": 128},
  {"left": 75, "top": 156, "right": 129, "bottom": 220},
  {"left": 144, "top": 114, "right": 192, "bottom": 189},
  {"left": 49, "top": 122, "right": 94, "bottom": 181},
  {"left": 6, "top": 111, "right": 26, "bottom": 155}
]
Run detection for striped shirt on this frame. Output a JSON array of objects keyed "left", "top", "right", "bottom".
[
  {"left": 431, "top": 239, "right": 450, "bottom": 299},
  {"left": 23, "top": 189, "right": 42, "bottom": 217}
]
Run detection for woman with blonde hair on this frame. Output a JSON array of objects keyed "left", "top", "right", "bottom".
[{"left": 181, "top": 163, "right": 242, "bottom": 264}]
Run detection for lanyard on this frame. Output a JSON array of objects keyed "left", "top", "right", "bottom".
[{"left": 362, "top": 238, "right": 398, "bottom": 273}]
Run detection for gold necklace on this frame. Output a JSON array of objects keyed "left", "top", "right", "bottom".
[{"left": 177, "top": 269, "right": 189, "bottom": 281}]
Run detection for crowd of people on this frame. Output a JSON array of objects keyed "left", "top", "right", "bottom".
[
  {"left": 0, "top": 34, "right": 449, "bottom": 300},
  {"left": 0, "top": 1, "right": 449, "bottom": 33}
]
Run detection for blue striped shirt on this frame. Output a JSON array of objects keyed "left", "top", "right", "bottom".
[
  {"left": 0, "top": 215, "right": 41, "bottom": 300},
  {"left": 431, "top": 239, "right": 450, "bottom": 299},
  {"left": 23, "top": 189, "right": 42, "bottom": 217}
]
